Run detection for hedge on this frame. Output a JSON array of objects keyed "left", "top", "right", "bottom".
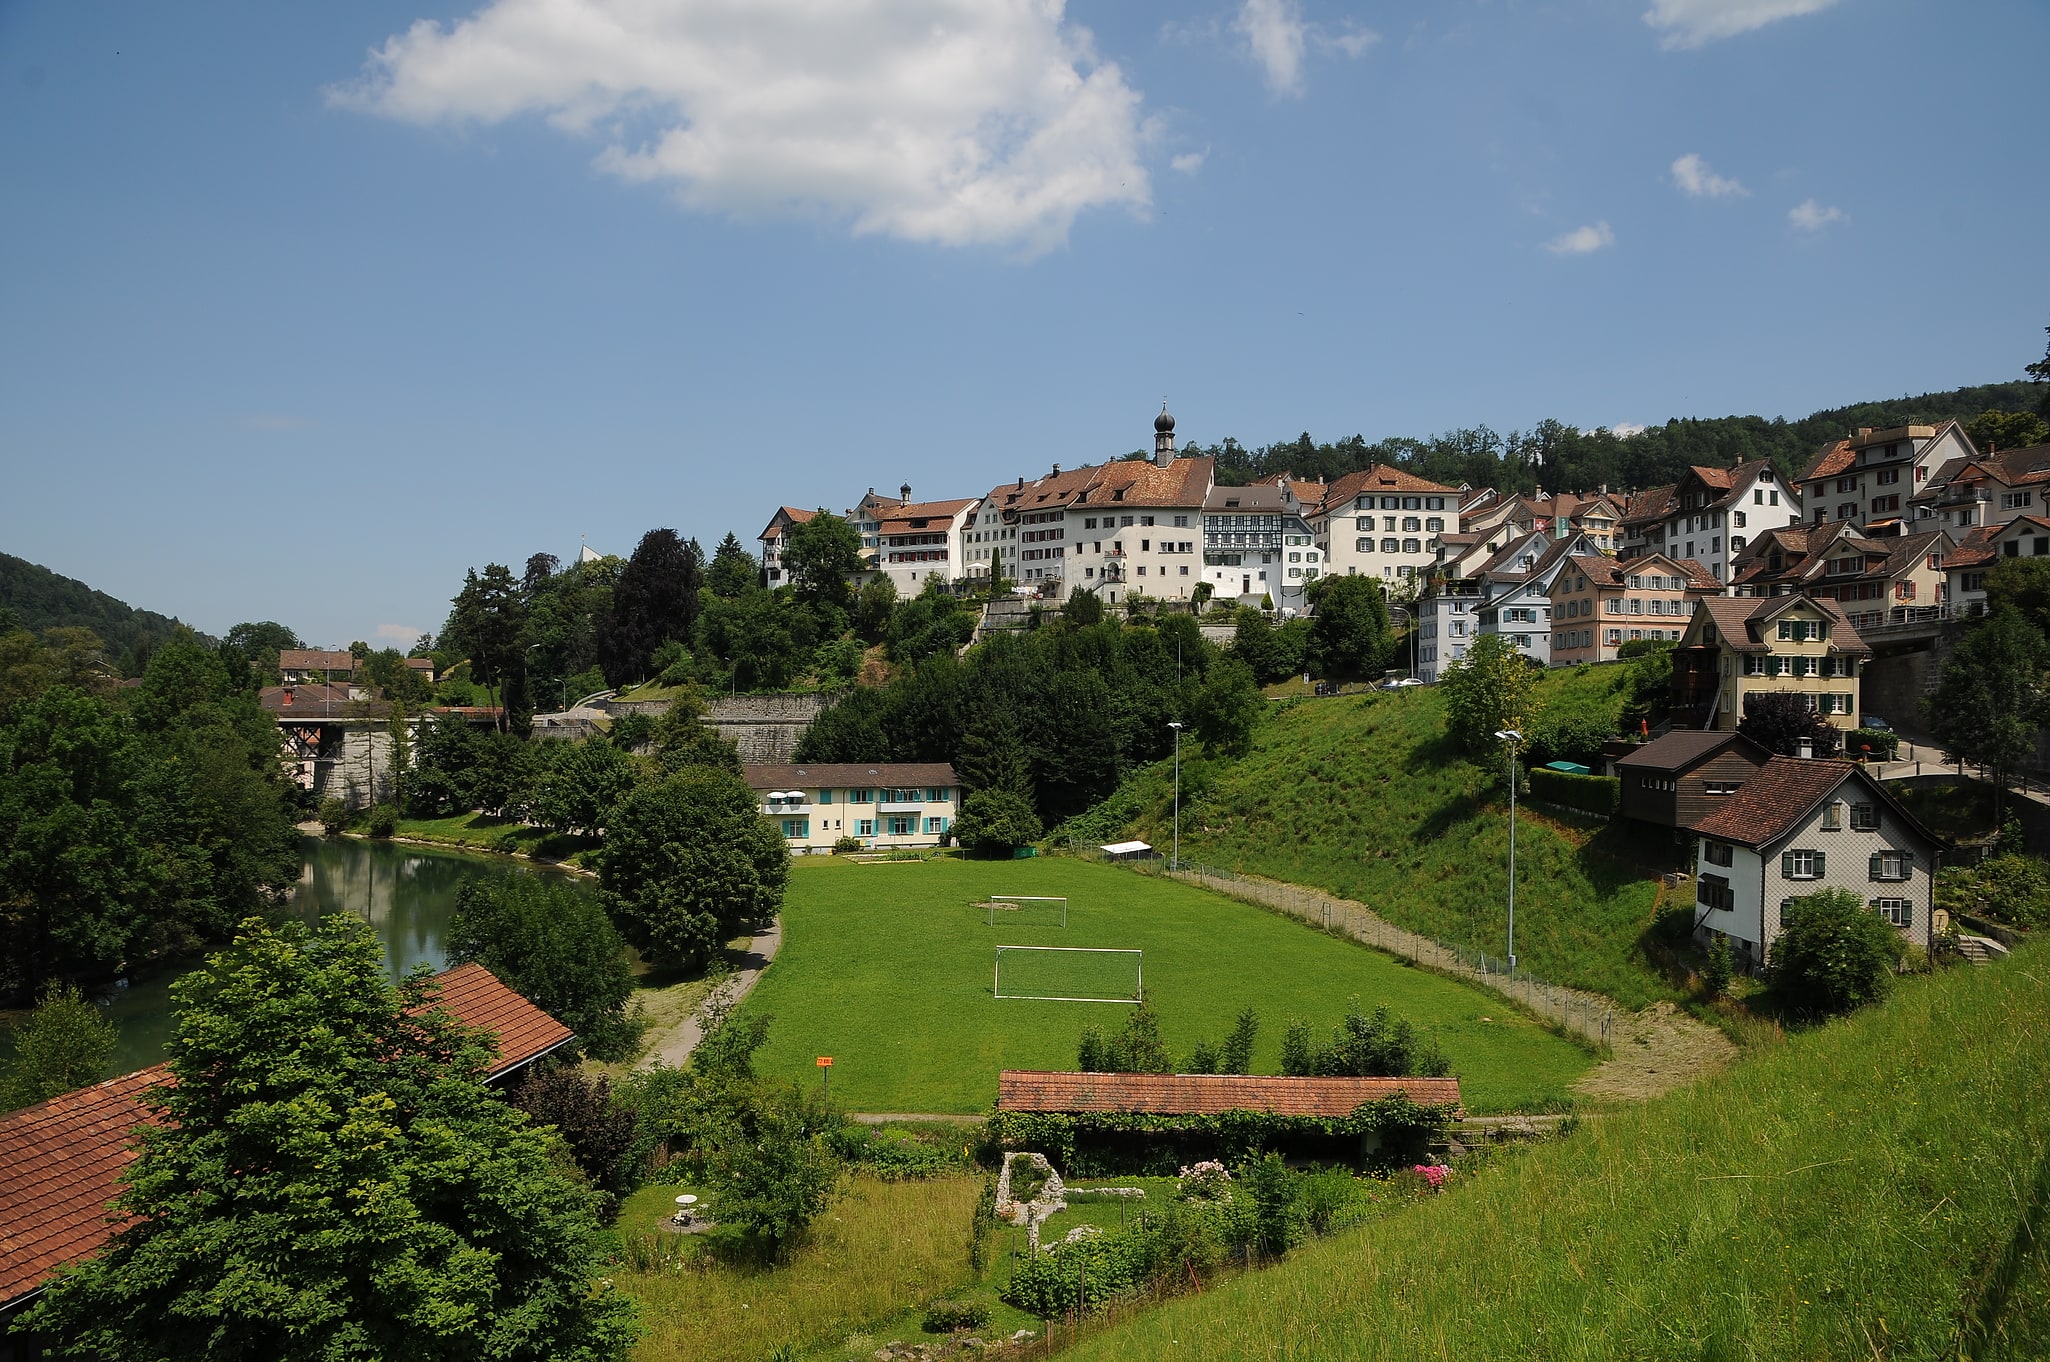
[
  {"left": 1527, "top": 768, "right": 1620, "bottom": 817},
  {"left": 983, "top": 1095, "right": 1449, "bottom": 1175},
  {"left": 1845, "top": 728, "right": 1899, "bottom": 761}
]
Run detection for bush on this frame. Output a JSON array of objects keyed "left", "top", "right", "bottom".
[
  {"left": 0, "top": 983, "right": 115, "bottom": 1111},
  {"left": 1280, "top": 1003, "right": 1449, "bottom": 1078},
  {"left": 1845, "top": 727, "right": 1900, "bottom": 761},
  {"left": 447, "top": 873, "right": 641, "bottom": 1060},
  {"left": 1525, "top": 709, "right": 1617, "bottom": 770},
  {"left": 1769, "top": 888, "right": 1906, "bottom": 1018},
  {"left": 1526, "top": 768, "right": 1620, "bottom": 816},
  {"left": 507, "top": 1067, "right": 643, "bottom": 1205},
  {"left": 318, "top": 797, "right": 348, "bottom": 836},
  {"left": 364, "top": 804, "right": 399, "bottom": 838},
  {"left": 1702, "top": 934, "right": 1733, "bottom": 998},
  {"left": 922, "top": 1298, "right": 991, "bottom": 1333},
  {"left": 1938, "top": 854, "right": 2050, "bottom": 930},
  {"left": 833, "top": 835, "right": 863, "bottom": 853},
  {"left": 952, "top": 788, "right": 1043, "bottom": 857}
]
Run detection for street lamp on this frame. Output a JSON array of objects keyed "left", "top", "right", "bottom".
[
  {"left": 1495, "top": 728, "right": 1522, "bottom": 972},
  {"left": 1167, "top": 721, "right": 1184, "bottom": 872}
]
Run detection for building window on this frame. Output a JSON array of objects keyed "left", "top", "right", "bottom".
[
  {"left": 1782, "top": 849, "right": 1824, "bottom": 879},
  {"left": 782, "top": 818, "right": 810, "bottom": 838},
  {"left": 1821, "top": 801, "right": 1841, "bottom": 829},
  {"left": 1705, "top": 782, "right": 1740, "bottom": 797},
  {"left": 1870, "top": 850, "right": 1912, "bottom": 881},
  {"left": 887, "top": 816, "right": 914, "bottom": 836},
  {"left": 1873, "top": 898, "right": 1912, "bottom": 928},
  {"left": 2001, "top": 491, "right": 2033, "bottom": 511},
  {"left": 1850, "top": 803, "right": 1878, "bottom": 831},
  {"left": 850, "top": 788, "right": 874, "bottom": 803},
  {"left": 1704, "top": 841, "right": 1734, "bottom": 866},
  {"left": 925, "top": 817, "right": 945, "bottom": 834},
  {"left": 856, "top": 819, "right": 875, "bottom": 837},
  {"left": 1698, "top": 874, "right": 1734, "bottom": 911}
]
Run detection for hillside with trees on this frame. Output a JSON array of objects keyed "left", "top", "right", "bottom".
[{"left": 0, "top": 551, "right": 201, "bottom": 673}]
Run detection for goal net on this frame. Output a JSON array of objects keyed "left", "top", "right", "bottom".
[
  {"left": 993, "top": 946, "right": 1142, "bottom": 1003},
  {"left": 983, "top": 895, "right": 1069, "bottom": 928}
]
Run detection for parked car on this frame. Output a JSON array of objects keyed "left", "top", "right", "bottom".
[
  {"left": 1860, "top": 715, "right": 1891, "bottom": 731},
  {"left": 1380, "top": 677, "right": 1424, "bottom": 690}
]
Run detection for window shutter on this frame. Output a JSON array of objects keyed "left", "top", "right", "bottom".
[
  {"left": 1870, "top": 852, "right": 1883, "bottom": 879},
  {"left": 1813, "top": 851, "right": 1826, "bottom": 876},
  {"left": 1782, "top": 851, "right": 1795, "bottom": 877}
]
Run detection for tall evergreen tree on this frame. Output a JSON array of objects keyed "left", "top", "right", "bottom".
[
  {"left": 599, "top": 529, "right": 703, "bottom": 686},
  {"left": 706, "top": 533, "right": 760, "bottom": 598}
]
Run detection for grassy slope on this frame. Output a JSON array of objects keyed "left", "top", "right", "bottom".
[
  {"left": 1107, "top": 667, "right": 1681, "bottom": 1009},
  {"left": 741, "top": 858, "right": 1592, "bottom": 1115},
  {"left": 1062, "top": 946, "right": 2050, "bottom": 1362},
  {"left": 615, "top": 1175, "right": 1002, "bottom": 1362}
]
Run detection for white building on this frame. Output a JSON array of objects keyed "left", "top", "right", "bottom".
[
  {"left": 1310, "top": 465, "right": 1465, "bottom": 585},
  {"left": 1620, "top": 461, "right": 1801, "bottom": 585},
  {"left": 1797, "top": 423, "right": 1976, "bottom": 537},
  {"left": 746, "top": 762, "right": 960, "bottom": 854},
  {"left": 1416, "top": 578, "right": 1483, "bottom": 682},
  {"left": 1690, "top": 757, "right": 1942, "bottom": 973},
  {"left": 1200, "top": 480, "right": 1321, "bottom": 609},
  {"left": 1471, "top": 531, "right": 1605, "bottom": 667},
  {"left": 1911, "top": 439, "right": 2050, "bottom": 536},
  {"left": 758, "top": 506, "right": 816, "bottom": 587},
  {"left": 866, "top": 493, "right": 977, "bottom": 597}
]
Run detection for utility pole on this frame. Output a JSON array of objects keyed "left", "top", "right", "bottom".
[
  {"left": 1168, "top": 721, "right": 1184, "bottom": 872},
  {"left": 1496, "top": 729, "right": 1522, "bottom": 971}
]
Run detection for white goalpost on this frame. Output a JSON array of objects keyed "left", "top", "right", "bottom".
[
  {"left": 992, "top": 945, "right": 1142, "bottom": 1003},
  {"left": 984, "top": 895, "right": 1069, "bottom": 928}
]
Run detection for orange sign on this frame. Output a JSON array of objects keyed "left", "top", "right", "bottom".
[{"left": 816, "top": 1056, "right": 834, "bottom": 1067}]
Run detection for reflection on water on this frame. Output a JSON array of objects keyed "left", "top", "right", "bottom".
[{"left": 15, "top": 835, "right": 588, "bottom": 1077}]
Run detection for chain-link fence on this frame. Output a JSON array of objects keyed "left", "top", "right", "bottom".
[{"left": 1075, "top": 845, "right": 1615, "bottom": 1052}]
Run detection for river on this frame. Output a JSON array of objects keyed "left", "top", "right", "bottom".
[{"left": 10, "top": 835, "right": 588, "bottom": 1078}]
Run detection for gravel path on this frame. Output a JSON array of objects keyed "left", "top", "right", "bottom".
[{"left": 636, "top": 917, "right": 783, "bottom": 1070}]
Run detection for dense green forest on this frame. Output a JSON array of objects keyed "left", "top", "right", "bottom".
[
  {"left": 0, "top": 552, "right": 203, "bottom": 673},
  {"left": 1167, "top": 378, "right": 2044, "bottom": 494}
]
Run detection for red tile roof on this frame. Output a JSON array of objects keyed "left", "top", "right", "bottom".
[
  {"left": 876, "top": 499, "right": 976, "bottom": 532},
  {"left": 0, "top": 1069, "right": 161, "bottom": 1305},
  {"left": 279, "top": 649, "right": 356, "bottom": 672},
  {"left": 1691, "top": 756, "right": 1859, "bottom": 846},
  {"left": 0, "top": 966, "right": 570, "bottom": 1308},
  {"left": 1797, "top": 438, "right": 1857, "bottom": 484},
  {"left": 996, "top": 1070, "right": 1462, "bottom": 1117},
  {"left": 1320, "top": 464, "right": 1462, "bottom": 514}
]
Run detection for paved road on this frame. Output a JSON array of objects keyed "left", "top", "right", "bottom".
[{"left": 637, "top": 917, "right": 783, "bottom": 1070}]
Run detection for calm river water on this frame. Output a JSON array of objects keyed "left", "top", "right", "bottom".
[{"left": 25, "top": 835, "right": 585, "bottom": 1076}]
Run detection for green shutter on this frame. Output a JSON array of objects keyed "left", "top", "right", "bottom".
[
  {"left": 1782, "top": 851, "right": 1795, "bottom": 876},
  {"left": 1870, "top": 852, "right": 1883, "bottom": 879},
  {"left": 1813, "top": 851, "right": 1825, "bottom": 876}
]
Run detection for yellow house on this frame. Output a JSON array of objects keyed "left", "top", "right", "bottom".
[{"left": 1670, "top": 595, "right": 1871, "bottom": 733}]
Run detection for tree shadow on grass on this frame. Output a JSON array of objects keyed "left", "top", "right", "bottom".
[{"left": 1958, "top": 1140, "right": 2050, "bottom": 1359}]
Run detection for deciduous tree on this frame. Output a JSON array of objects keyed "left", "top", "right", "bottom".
[
  {"left": 780, "top": 512, "right": 863, "bottom": 614},
  {"left": 1440, "top": 631, "right": 1542, "bottom": 757},
  {"left": 601, "top": 768, "right": 788, "bottom": 972},
  {"left": 1927, "top": 608, "right": 2049, "bottom": 821},
  {"left": 448, "top": 873, "right": 640, "bottom": 1061},
  {"left": 0, "top": 983, "right": 115, "bottom": 1111},
  {"left": 1738, "top": 692, "right": 1842, "bottom": 757},
  {"left": 951, "top": 788, "right": 1043, "bottom": 856},
  {"left": 1769, "top": 888, "right": 1905, "bottom": 1017},
  {"left": 1307, "top": 574, "right": 1394, "bottom": 679},
  {"left": 600, "top": 530, "right": 703, "bottom": 686},
  {"left": 21, "top": 915, "right": 638, "bottom": 1360}
]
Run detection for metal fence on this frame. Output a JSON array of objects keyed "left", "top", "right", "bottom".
[{"left": 1077, "top": 846, "right": 1615, "bottom": 1051}]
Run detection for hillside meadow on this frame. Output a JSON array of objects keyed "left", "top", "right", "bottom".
[
  {"left": 1058, "top": 942, "right": 2050, "bottom": 1360},
  {"left": 737, "top": 857, "right": 1593, "bottom": 1114},
  {"left": 1098, "top": 665, "right": 1684, "bottom": 1009}
]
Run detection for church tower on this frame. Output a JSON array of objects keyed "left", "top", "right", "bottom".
[{"left": 1154, "top": 403, "right": 1176, "bottom": 465}]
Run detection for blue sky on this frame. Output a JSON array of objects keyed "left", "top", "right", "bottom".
[{"left": 2, "top": 0, "right": 2043, "bottom": 647}]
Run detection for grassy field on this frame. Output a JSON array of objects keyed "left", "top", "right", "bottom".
[
  {"left": 1059, "top": 944, "right": 2050, "bottom": 1362},
  {"left": 611, "top": 1174, "right": 1029, "bottom": 1362},
  {"left": 389, "top": 812, "right": 599, "bottom": 866},
  {"left": 738, "top": 857, "right": 1593, "bottom": 1115},
  {"left": 1096, "top": 667, "right": 1685, "bottom": 1009}
]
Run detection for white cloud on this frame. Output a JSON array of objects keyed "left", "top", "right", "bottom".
[
  {"left": 375, "top": 624, "right": 425, "bottom": 643},
  {"left": 1643, "top": 0, "right": 1840, "bottom": 51},
  {"left": 1236, "top": 0, "right": 1308, "bottom": 96},
  {"left": 1543, "top": 221, "right": 1614, "bottom": 255},
  {"left": 1229, "top": 0, "right": 1376, "bottom": 97},
  {"left": 1171, "top": 149, "right": 1207, "bottom": 174},
  {"left": 335, "top": 0, "right": 1152, "bottom": 257},
  {"left": 1670, "top": 152, "right": 1747, "bottom": 199},
  {"left": 1788, "top": 198, "right": 1847, "bottom": 230}
]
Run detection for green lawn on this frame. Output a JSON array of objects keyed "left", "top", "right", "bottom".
[
  {"left": 1060, "top": 944, "right": 2050, "bottom": 1362},
  {"left": 389, "top": 813, "right": 598, "bottom": 866},
  {"left": 1096, "top": 667, "right": 1684, "bottom": 1009},
  {"left": 739, "top": 857, "right": 1593, "bottom": 1115}
]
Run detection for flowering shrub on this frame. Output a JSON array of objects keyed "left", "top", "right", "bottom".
[
  {"left": 1177, "top": 1161, "right": 1233, "bottom": 1202},
  {"left": 1412, "top": 1164, "right": 1449, "bottom": 1191}
]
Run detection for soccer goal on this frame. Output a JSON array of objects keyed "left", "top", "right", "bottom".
[
  {"left": 983, "top": 895, "right": 1069, "bottom": 928},
  {"left": 992, "top": 946, "right": 1141, "bottom": 1003}
]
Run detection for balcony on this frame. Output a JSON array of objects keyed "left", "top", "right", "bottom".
[{"left": 877, "top": 800, "right": 924, "bottom": 813}]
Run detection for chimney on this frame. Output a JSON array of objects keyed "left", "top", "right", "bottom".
[
  {"left": 1017, "top": 476, "right": 1024, "bottom": 490},
  {"left": 282, "top": 685, "right": 294, "bottom": 707},
  {"left": 1797, "top": 736, "right": 1814, "bottom": 759},
  {"left": 1052, "top": 463, "right": 1061, "bottom": 477}
]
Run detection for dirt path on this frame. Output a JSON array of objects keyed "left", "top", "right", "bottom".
[
  {"left": 635, "top": 917, "right": 783, "bottom": 1070},
  {"left": 1572, "top": 999, "right": 1737, "bottom": 1103}
]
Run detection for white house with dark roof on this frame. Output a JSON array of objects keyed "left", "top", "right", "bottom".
[
  {"left": 1911, "top": 441, "right": 2050, "bottom": 535},
  {"left": 744, "top": 762, "right": 960, "bottom": 853},
  {"left": 759, "top": 506, "right": 817, "bottom": 587},
  {"left": 1201, "top": 480, "right": 1321, "bottom": 608},
  {"left": 1691, "top": 757, "right": 1943, "bottom": 971},
  {"left": 1796, "top": 423, "right": 1974, "bottom": 538}
]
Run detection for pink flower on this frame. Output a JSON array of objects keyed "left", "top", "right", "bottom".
[{"left": 1412, "top": 1164, "right": 1449, "bottom": 1190}]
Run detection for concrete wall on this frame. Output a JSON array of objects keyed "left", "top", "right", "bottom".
[
  {"left": 606, "top": 692, "right": 836, "bottom": 765},
  {"left": 311, "top": 726, "right": 400, "bottom": 810}
]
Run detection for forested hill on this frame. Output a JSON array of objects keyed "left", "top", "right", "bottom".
[
  {"left": 0, "top": 551, "right": 199, "bottom": 666},
  {"left": 1174, "top": 378, "right": 2043, "bottom": 496}
]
